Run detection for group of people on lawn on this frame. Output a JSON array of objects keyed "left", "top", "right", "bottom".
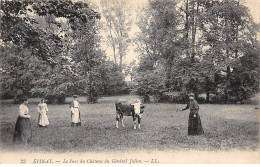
[
  {"left": 13, "top": 95, "right": 81, "bottom": 144},
  {"left": 13, "top": 93, "right": 204, "bottom": 145}
]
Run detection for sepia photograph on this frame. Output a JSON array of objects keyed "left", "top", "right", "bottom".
[{"left": 0, "top": 0, "right": 259, "bottom": 164}]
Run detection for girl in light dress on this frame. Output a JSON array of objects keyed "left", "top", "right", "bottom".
[
  {"left": 37, "top": 99, "right": 49, "bottom": 127},
  {"left": 70, "top": 95, "right": 81, "bottom": 127}
]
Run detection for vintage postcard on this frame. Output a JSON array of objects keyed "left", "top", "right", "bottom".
[{"left": 0, "top": 0, "right": 259, "bottom": 164}]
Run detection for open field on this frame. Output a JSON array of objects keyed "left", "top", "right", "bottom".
[{"left": 0, "top": 95, "right": 259, "bottom": 153}]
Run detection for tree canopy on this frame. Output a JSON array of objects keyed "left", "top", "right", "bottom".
[
  {"left": 134, "top": 0, "right": 259, "bottom": 103},
  {"left": 0, "top": 0, "right": 259, "bottom": 104},
  {"left": 1, "top": 0, "right": 105, "bottom": 103}
]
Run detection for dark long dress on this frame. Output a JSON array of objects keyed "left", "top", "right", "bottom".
[
  {"left": 13, "top": 116, "right": 32, "bottom": 144},
  {"left": 182, "top": 100, "right": 204, "bottom": 135}
]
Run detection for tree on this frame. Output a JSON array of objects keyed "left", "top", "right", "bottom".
[
  {"left": 134, "top": 0, "right": 259, "bottom": 103},
  {"left": 135, "top": 0, "right": 182, "bottom": 92},
  {"left": 100, "top": 0, "right": 132, "bottom": 71},
  {"left": 125, "top": 59, "right": 137, "bottom": 81},
  {"left": 0, "top": 0, "right": 103, "bottom": 103},
  {"left": 0, "top": 0, "right": 58, "bottom": 100},
  {"left": 199, "top": 0, "right": 260, "bottom": 102},
  {"left": 134, "top": 62, "right": 166, "bottom": 97},
  {"left": 99, "top": 61, "right": 127, "bottom": 95},
  {"left": 229, "top": 44, "right": 260, "bottom": 103}
]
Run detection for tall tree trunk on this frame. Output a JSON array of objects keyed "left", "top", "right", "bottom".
[
  {"left": 112, "top": 44, "right": 117, "bottom": 64},
  {"left": 184, "top": 0, "right": 189, "bottom": 58},
  {"left": 119, "top": 28, "right": 124, "bottom": 72},
  {"left": 235, "top": 25, "right": 238, "bottom": 58},
  {"left": 206, "top": 91, "right": 210, "bottom": 103},
  {"left": 225, "top": 15, "right": 230, "bottom": 80},
  {"left": 227, "top": 66, "right": 231, "bottom": 80},
  {"left": 235, "top": 0, "right": 240, "bottom": 58},
  {"left": 205, "top": 76, "right": 211, "bottom": 103},
  {"left": 224, "top": 14, "right": 231, "bottom": 102},
  {"left": 191, "top": 0, "right": 199, "bottom": 62},
  {"left": 108, "top": 20, "right": 117, "bottom": 65},
  {"left": 119, "top": 43, "right": 123, "bottom": 71},
  {"left": 166, "top": 55, "right": 173, "bottom": 88}
]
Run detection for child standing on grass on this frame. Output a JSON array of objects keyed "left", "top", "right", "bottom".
[
  {"left": 70, "top": 95, "right": 81, "bottom": 127},
  {"left": 177, "top": 93, "right": 204, "bottom": 136},
  {"left": 37, "top": 98, "right": 49, "bottom": 127}
]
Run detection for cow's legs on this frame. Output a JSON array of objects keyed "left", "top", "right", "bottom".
[
  {"left": 116, "top": 114, "right": 124, "bottom": 128},
  {"left": 116, "top": 121, "right": 119, "bottom": 128},
  {"left": 133, "top": 116, "right": 137, "bottom": 130},
  {"left": 121, "top": 117, "right": 125, "bottom": 127},
  {"left": 116, "top": 114, "right": 120, "bottom": 128},
  {"left": 138, "top": 116, "right": 141, "bottom": 129}
]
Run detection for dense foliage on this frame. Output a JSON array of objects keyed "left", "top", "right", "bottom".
[
  {"left": 134, "top": 0, "right": 259, "bottom": 104},
  {"left": 0, "top": 0, "right": 127, "bottom": 103},
  {"left": 0, "top": 0, "right": 259, "bottom": 104}
]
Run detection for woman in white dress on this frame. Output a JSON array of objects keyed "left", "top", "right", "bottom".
[
  {"left": 70, "top": 95, "right": 81, "bottom": 127},
  {"left": 37, "top": 99, "right": 49, "bottom": 127}
]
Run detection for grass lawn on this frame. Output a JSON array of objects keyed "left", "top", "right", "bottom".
[{"left": 0, "top": 95, "right": 259, "bottom": 153}]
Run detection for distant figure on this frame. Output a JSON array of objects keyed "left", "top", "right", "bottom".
[
  {"left": 177, "top": 93, "right": 204, "bottom": 136},
  {"left": 13, "top": 97, "right": 32, "bottom": 145},
  {"left": 37, "top": 98, "right": 49, "bottom": 127},
  {"left": 70, "top": 95, "right": 81, "bottom": 127}
]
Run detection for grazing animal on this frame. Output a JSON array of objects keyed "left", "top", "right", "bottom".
[{"left": 115, "top": 99, "right": 145, "bottom": 129}]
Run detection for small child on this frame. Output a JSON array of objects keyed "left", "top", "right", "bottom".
[{"left": 37, "top": 98, "right": 49, "bottom": 127}]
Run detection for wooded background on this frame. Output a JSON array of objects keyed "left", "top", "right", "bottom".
[{"left": 0, "top": 0, "right": 259, "bottom": 104}]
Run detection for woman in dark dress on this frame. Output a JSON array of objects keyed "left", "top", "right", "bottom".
[
  {"left": 13, "top": 97, "right": 32, "bottom": 145},
  {"left": 177, "top": 93, "right": 204, "bottom": 135}
]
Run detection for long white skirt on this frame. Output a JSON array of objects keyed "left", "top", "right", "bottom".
[
  {"left": 71, "top": 108, "right": 80, "bottom": 123},
  {"left": 38, "top": 111, "right": 49, "bottom": 126}
]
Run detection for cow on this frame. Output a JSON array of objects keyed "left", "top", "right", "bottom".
[{"left": 115, "top": 99, "right": 145, "bottom": 129}]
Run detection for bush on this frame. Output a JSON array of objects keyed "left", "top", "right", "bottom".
[
  {"left": 197, "top": 96, "right": 206, "bottom": 103},
  {"left": 86, "top": 82, "right": 101, "bottom": 104},
  {"left": 100, "top": 62, "right": 128, "bottom": 96},
  {"left": 122, "top": 86, "right": 131, "bottom": 94},
  {"left": 45, "top": 94, "right": 66, "bottom": 104},
  {"left": 248, "top": 93, "right": 259, "bottom": 105},
  {"left": 159, "top": 91, "right": 187, "bottom": 103},
  {"left": 13, "top": 90, "right": 24, "bottom": 104},
  {"left": 57, "top": 94, "right": 66, "bottom": 104},
  {"left": 45, "top": 95, "right": 56, "bottom": 104},
  {"left": 142, "top": 94, "right": 150, "bottom": 103},
  {"left": 134, "top": 65, "right": 166, "bottom": 96},
  {"left": 197, "top": 93, "right": 217, "bottom": 104},
  {"left": 227, "top": 96, "right": 239, "bottom": 104},
  {"left": 149, "top": 95, "right": 159, "bottom": 103}
]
